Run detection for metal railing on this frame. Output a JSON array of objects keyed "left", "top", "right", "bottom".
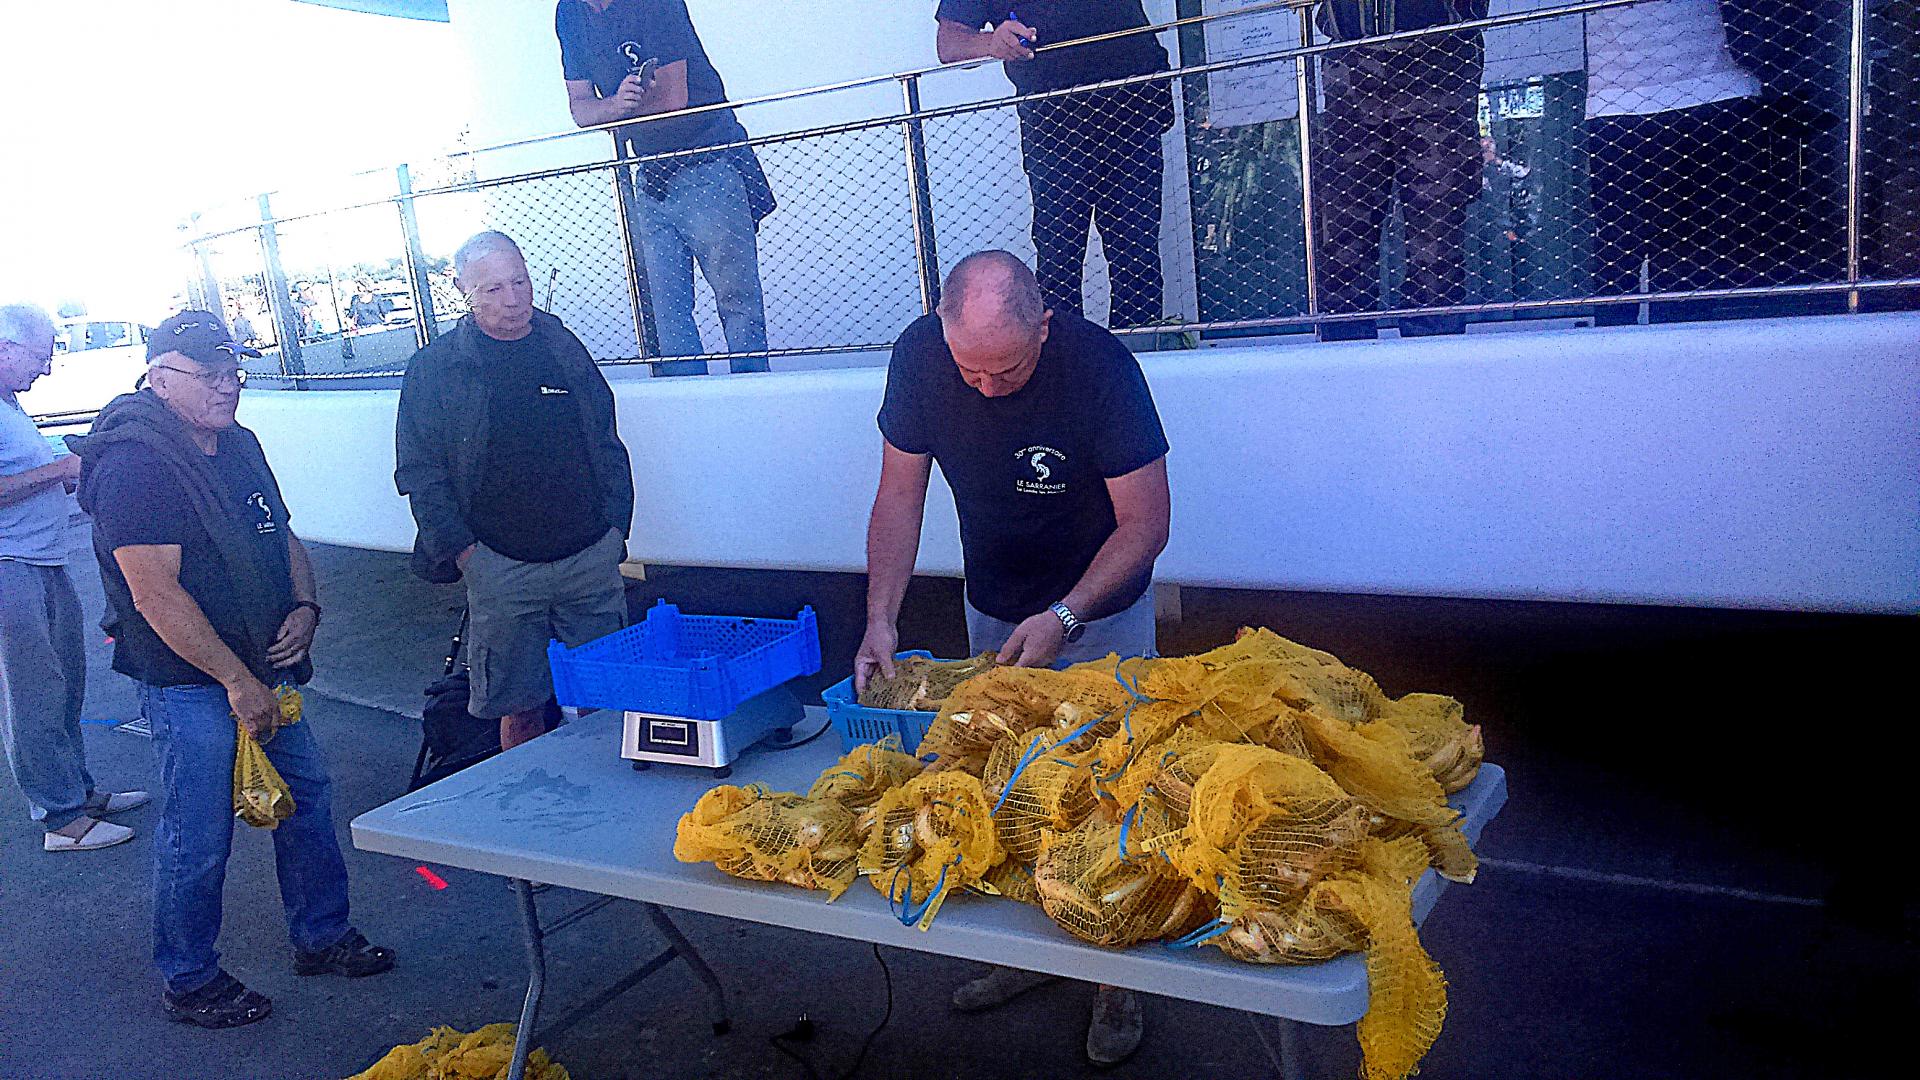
[{"left": 170, "top": 0, "right": 1916, "bottom": 388}]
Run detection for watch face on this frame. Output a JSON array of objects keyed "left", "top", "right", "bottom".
[{"left": 1064, "top": 622, "right": 1087, "bottom": 644}]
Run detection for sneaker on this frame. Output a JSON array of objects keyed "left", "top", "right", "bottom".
[
  {"left": 950, "top": 966, "right": 1058, "bottom": 1013},
  {"left": 43, "top": 816, "right": 134, "bottom": 852},
  {"left": 86, "top": 790, "right": 152, "bottom": 816},
  {"left": 292, "top": 930, "right": 396, "bottom": 978},
  {"left": 1086, "top": 985, "right": 1144, "bottom": 1066},
  {"left": 164, "top": 971, "right": 272, "bottom": 1029}
]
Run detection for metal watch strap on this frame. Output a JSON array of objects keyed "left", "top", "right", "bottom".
[{"left": 1049, "top": 601, "right": 1085, "bottom": 644}]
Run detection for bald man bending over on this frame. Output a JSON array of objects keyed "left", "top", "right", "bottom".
[{"left": 854, "top": 250, "right": 1171, "bottom": 1065}]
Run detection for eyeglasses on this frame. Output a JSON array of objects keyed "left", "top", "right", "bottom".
[{"left": 153, "top": 365, "right": 247, "bottom": 390}]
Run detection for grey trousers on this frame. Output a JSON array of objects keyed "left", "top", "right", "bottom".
[
  {"left": 965, "top": 586, "right": 1159, "bottom": 666},
  {"left": 0, "top": 559, "right": 92, "bottom": 830},
  {"left": 463, "top": 528, "right": 628, "bottom": 719}
]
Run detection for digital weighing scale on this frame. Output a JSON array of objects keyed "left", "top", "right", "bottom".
[{"left": 620, "top": 684, "right": 805, "bottom": 776}]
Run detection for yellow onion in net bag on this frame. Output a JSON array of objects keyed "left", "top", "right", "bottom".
[
  {"left": 673, "top": 785, "right": 861, "bottom": 899},
  {"left": 858, "top": 771, "right": 1002, "bottom": 929},
  {"left": 806, "top": 736, "right": 924, "bottom": 812},
  {"left": 348, "top": 1023, "right": 569, "bottom": 1080},
  {"left": 232, "top": 687, "right": 304, "bottom": 829}
]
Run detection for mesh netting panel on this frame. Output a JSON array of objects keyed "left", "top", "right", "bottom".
[{"left": 673, "top": 785, "right": 859, "bottom": 898}]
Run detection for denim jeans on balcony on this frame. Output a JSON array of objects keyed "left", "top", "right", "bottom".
[
  {"left": 635, "top": 156, "right": 769, "bottom": 375},
  {"left": 142, "top": 682, "right": 353, "bottom": 996}
]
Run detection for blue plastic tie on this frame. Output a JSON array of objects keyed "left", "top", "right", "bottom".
[
  {"left": 1164, "top": 917, "right": 1231, "bottom": 949},
  {"left": 1116, "top": 803, "right": 1139, "bottom": 859},
  {"left": 890, "top": 856, "right": 959, "bottom": 928},
  {"left": 991, "top": 715, "right": 1103, "bottom": 818}
]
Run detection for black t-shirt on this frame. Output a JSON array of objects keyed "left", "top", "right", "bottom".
[
  {"left": 934, "top": 0, "right": 1170, "bottom": 94},
  {"left": 90, "top": 447, "right": 296, "bottom": 687},
  {"left": 878, "top": 312, "right": 1169, "bottom": 622},
  {"left": 555, "top": 0, "right": 748, "bottom": 156},
  {"left": 467, "top": 332, "right": 608, "bottom": 563}
]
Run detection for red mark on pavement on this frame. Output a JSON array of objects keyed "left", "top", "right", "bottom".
[{"left": 415, "top": 866, "right": 449, "bottom": 890}]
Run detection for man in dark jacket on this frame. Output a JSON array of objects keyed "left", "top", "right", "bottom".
[
  {"left": 1313, "top": 1, "right": 1488, "bottom": 340},
  {"left": 71, "top": 311, "right": 392, "bottom": 1029},
  {"left": 395, "top": 231, "right": 634, "bottom": 750}
]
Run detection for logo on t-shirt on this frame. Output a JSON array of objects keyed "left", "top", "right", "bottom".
[
  {"left": 539, "top": 385, "right": 570, "bottom": 396},
  {"left": 246, "top": 491, "right": 278, "bottom": 535},
  {"left": 619, "top": 41, "right": 645, "bottom": 69},
  {"left": 1015, "top": 446, "right": 1068, "bottom": 496}
]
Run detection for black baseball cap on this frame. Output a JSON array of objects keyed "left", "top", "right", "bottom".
[{"left": 147, "top": 310, "right": 262, "bottom": 364}]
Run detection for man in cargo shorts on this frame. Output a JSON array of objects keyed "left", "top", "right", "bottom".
[
  {"left": 395, "top": 231, "right": 635, "bottom": 749},
  {"left": 854, "top": 250, "right": 1172, "bottom": 1064}
]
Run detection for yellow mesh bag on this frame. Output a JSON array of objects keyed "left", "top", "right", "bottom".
[
  {"left": 1034, "top": 817, "right": 1215, "bottom": 946},
  {"left": 858, "top": 653, "right": 997, "bottom": 710},
  {"left": 1184, "top": 744, "right": 1353, "bottom": 888},
  {"left": 673, "top": 785, "right": 860, "bottom": 899},
  {"left": 858, "top": 771, "right": 1003, "bottom": 929},
  {"left": 981, "top": 730, "right": 1098, "bottom": 862},
  {"left": 919, "top": 665, "right": 1131, "bottom": 763},
  {"left": 976, "top": 858, "right": 1043, "bottom": 906},
  {"left": 806, "top": 736, "right": 924, "bottom": 812},
  {"left": 232, "top": 686, "right": 304, "bottom": 829},
  {"left": 348, "top": 1022, "right": 569, "bottom": 1080},
  {"left": 1222, "top": 798, "right": 1373, "bottom": 913}
]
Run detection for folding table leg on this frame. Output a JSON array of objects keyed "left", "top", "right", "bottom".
[
  {"left": 1247, "top": 1012, "right": 1312, "bottom": 1080},
  {"left": 643, "top": 903, "right": 731, "bottom": 1034},
  {"left": 507, "top": 879, "right": 547, "bottom": 1080}
]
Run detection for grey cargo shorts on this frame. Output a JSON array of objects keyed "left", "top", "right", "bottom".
[{"left": 463, "top": 528, "right": 627, "bottom": 719}]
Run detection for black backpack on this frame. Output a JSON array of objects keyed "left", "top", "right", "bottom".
[{"left": 407, "top": 611, "right": 559, "bottom": 792}]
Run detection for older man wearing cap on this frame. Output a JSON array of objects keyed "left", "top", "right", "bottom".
[
  {"left": 1, "top": 301, "right": 150, "bottom": 852},
  {"left": 70, "top": 311, "right": 393, "bottom": 1029}
]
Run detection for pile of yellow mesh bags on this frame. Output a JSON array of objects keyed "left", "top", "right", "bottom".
[
  {"left": 349, "top": 1023, "right": 568, "bottom": 1080},
  {"left": 674, "top": 629, "right": 1485, "bottom": 1080}
]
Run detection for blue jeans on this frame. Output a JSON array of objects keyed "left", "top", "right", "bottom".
[
  {"left": 142, "top": 683, "right": 353, "bottom": 996},
  {"left": 634, "top": 157, "right": 770, "bottom": 375}
]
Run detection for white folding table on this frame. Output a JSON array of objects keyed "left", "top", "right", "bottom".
[{"left": 352, "top": 712, "right": 1507, "bottom": 1080}]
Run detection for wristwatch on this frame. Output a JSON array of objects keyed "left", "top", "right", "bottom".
[{"left": 1049, "top": 601, "right": 1086, "bottom": 644}]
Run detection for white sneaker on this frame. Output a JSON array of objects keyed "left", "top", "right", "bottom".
[
  {"left": 44, "top": 816, "right": 134, "bottom": 852},
  {"left": 87, "top": 790, "right": 152, "bottom": 815}
]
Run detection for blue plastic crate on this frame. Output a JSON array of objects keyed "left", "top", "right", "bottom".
[
  {"left": 820, "top": 651, "right": 949, "bottom": 754},
  {"left": 547, "top": 601, "right": 820, "bottom": 720}
]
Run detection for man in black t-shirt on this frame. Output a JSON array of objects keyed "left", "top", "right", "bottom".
[
  {"left": 935, "top": 2, "right": 1173, "bottom": 330},
  {"left": 395, "top": 232, "right": 634, "bottom": 751},
  {"left": 72, "top": 311, "right": 393, "bottom": 1029},
  {"left": 556, "top": 0, "right": 771, "bottom": 372},
  {"left": 855, "top": 250, "right": 1170, "bottom": 1065}
]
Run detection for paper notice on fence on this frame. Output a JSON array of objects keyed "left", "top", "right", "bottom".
[{"left": 1201, "top": 0, "right": 1303, "bottom": 128}]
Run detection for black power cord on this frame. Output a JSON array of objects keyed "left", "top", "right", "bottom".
[{"left": 769, "top": 943, "right": 895, "bottom": 1080}]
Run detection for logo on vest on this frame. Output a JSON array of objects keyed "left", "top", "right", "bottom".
[
  {"left": 246, "top": 492, "right": 278, "bottom": 535},
  {"left": 1015, "top": 446, "right": 1067, "bottom": 495}
]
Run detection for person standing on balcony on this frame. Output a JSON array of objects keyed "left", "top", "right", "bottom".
[
  {"left": 1312, "top": 1, "right": 1488, "bottom": 340},
  {"left": 1, "top": 302, "right": 150, "bottom": 853},
  {"left": 395, "top": 231, "right": 634, "bottom": 752},
  {"left": 69, "top": 311, "right": 394, "bottom": 1028},
  {"left": 556, "top": 0, "right": 774, "bottom": 373},
  {"left": 855, "top": 251, "right": 1171, "bottom": 1065},
  {"left": 1586, "top": 0, "right": 1848, "bottom": 325},
  {"left": 935, "top": 2, "right": 1174, "bottom": 331}
]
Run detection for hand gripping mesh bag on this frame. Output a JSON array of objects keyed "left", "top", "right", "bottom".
[{"left": 233, "top": 686, "right": 304, "bottom": 829}]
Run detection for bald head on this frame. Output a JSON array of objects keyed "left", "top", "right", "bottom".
[
  {"left": 936, "top": 250, "right": 1046, "bottom": 337},
  {"left": 935, "top": 251, "right": 1052, "bottom": 398}
]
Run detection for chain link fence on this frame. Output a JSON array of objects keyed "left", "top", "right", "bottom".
[{"left": 166, "top": 0, "right": 1914, "bottom": 394}]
